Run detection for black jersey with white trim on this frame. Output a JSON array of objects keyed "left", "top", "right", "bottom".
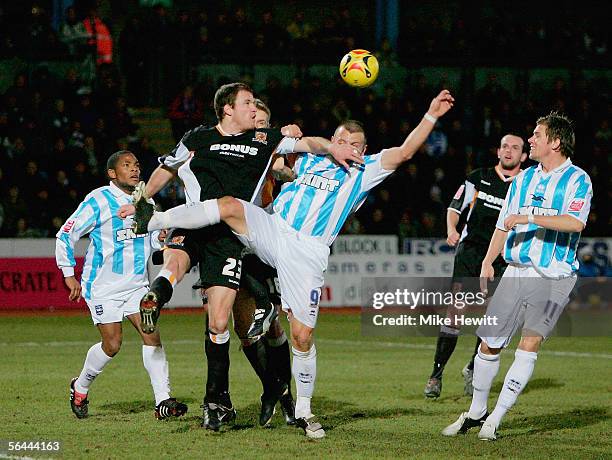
[
  {"left": 449, "top": 167, "right": 515, "bottom": 246},
  {"left": 160, "top": 126, "right": 284, "bottom": 204}
]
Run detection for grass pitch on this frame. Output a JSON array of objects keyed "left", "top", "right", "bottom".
[{"left": 1, "top": 311, "right": 610, "bottom": 459}]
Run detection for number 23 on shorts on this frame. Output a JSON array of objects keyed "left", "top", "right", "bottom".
[{"left": 222, "top": 257, "right": 242, "bottom": 281}]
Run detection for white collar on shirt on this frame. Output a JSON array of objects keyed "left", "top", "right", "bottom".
[
  {"left": 535, "top": 158, "right": 572, "bottom": 176},
  {"left": 109, "top": 181, "right": 131, "bottom": 197}
]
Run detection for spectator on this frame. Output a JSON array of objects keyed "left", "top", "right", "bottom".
[
  {"left": 82, "top": 7, "right": 113, "bottom": 65},
  {"left": 59, "top": 6, "right": 89, "bottom": 57}
]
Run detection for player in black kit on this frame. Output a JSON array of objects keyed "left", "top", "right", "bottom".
[
  {"left": 122, "top": 83, "right": 361, "bottom": 431},
  {"left": 424, "top": 134, "right": 527, "bottom": 399},
  {"left": 192, "top": 98, "right": 297, "bottom": 427}
]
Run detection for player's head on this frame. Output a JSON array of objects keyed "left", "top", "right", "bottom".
[
  {"left": 254, "top": 98, "right": 271, "bottom": 128},
  {"left": 529, "top": 112, "right": 575, "bottom": 162},
  {"left": 332, "top": 120, "right": 367, "bottom": 156},
  {"left": 106, "top": 150, "right": 140, "bottom": 192},
  {"left": 496, "top": 134, "right": 526, "bottom": 169},
  {"left": 214, "top": 82, "right": 256, "bottom": 130}
]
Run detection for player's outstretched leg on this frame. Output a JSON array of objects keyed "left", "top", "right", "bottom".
[{"left": 131, "top": 181, "right": 155, "bottom": 234}]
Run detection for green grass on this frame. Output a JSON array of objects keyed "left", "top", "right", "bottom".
[{"left": 1, "top": 312, "right": 610, "bottom": 459}]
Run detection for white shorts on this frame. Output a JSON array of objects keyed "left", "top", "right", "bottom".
[
  {"left": 234, "top": 200, "right": 330, "bottom": 329},
  {"left": 477, "top": 264, "right": 576, "bottom": 348},
  {"left": 86, "top": 286, "right": 148, "bottom": 325}
]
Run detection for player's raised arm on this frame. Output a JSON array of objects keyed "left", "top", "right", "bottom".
[
  {"left": 381, "top": 90, "right": 455, "bottom": 171},
  {"left": 295, "top": 136, "right": 364, "bottom": 170},
  {"left": 275, "top": 123, "right": 363, "bottom": 170}
]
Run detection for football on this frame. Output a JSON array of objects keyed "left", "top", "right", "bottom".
[{"left": 339, "top": 49, "right": 379, "bottom": 87}]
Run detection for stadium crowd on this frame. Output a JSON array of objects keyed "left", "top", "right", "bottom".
[{"left": 0, "top": 2, "right": 609, "bottom": 240}]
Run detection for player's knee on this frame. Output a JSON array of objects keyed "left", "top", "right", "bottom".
[
  {"left": 102, "top": 338, "right": 122, "bottom": 356},
  {"left": 291, "top": 328, "right": 313, "bottom": 351},
  {"left": 518, "top": 335, "right": 542, "bottom": 352},
  {"left": 218, "top": 196, "right": 242, "bottom": 219},
  {"left": 479, "top": 341, "right": 501, "bottom": 355},
  {"left": 208, "top": 317, "right": 229, "bottom": 335}
]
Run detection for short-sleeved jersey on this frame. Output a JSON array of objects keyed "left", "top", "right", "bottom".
[
  {"left": 272, "top": 151, "right": 394, "bottom": 246},
  {"left": 159, "top": 126, "right": 296, "bottom": 205},
  {"left": 449, "top": 167, "right": 517, "bottom": 246},
  {"left": 55, "top": 182, "right": 161, "bottom": 300},
  {"left": 496, "top": 159, "right": 593, "bottom": 278}
]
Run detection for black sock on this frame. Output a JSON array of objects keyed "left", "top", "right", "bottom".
[
  {"left": 204, "top": 335, "right": 230, "bottom": 403},
  {"left": 467, "top": 337, "right": 482, "bottom": 370},
  {"left": 265, "top": 338, "right": 292, "bottom": 389},
  {"left": 430, "top": 332, "right": 459, "bottom": 380},
  {"left": 242, "top": 338, "right": 271, "bottom": 391},
  {"left": 150, "top": 277, "right": 173, "bottom": 306}
]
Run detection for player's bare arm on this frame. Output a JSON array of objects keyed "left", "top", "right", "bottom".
[
  {"left": 446, "top": 210, "right": 461, "bottom": 246},
  {"left": 381, "top": 90, "right": 455, "bottom": 171},
  {"left": 274, "top": 123, "right": 362, "bottom": 169},
  {"left": 294, "top": 136, "right": 364, "bottom": 169},
  {"left": 64, "top": 276, "right": 82, "bottom": 301},
  {"left": 144, "top": 165, "right": 177, "bottom": 199},
  {"left": 479, "top": 228, "right": 507, "bottom": 293},
  {"left": 503, "top": 214, "right": 585, "bottom": 233}
]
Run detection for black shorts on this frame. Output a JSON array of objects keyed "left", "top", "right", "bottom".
[
  {"left": 241, "top": 254, "right": 281, "bottom": 305},
  {"left": 165, "top": 224, "right": 244, "bottom": 290},
  {"left": 452, "top": 240, "right": 506, "bottom": 293}
]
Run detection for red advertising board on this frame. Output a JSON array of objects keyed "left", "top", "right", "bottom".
[{"left": 0, "top": 257, "right": 86, "bottom": 309}]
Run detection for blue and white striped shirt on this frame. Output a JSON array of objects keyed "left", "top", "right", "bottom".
[
  {"left": 496, "top": 159, "right": 593, "bottom": 278},
  {"left": 272, "top": 151, "right": 394, "bottom": 246},
  {"left": 55, "top": 182, "right": 161, "bottom": 300}
]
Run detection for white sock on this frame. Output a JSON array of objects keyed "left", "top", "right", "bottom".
[
  {"left": 292, "top": 345, "right": 316, "bottom": 419},
  {"left": 148, "top": 200, "right": 220, "bottom": 232},
  {"left": 467, "top": 346, "right": 500, "bottom": 420},
  {"left": 487, "top": 349, "right": 538, "bottom": 428},
  {"left": 142, "top": 345, "right": 171, "bottom": 405},
  {"left": 75, "top": 342, "right": 113, "bottom": 394}
]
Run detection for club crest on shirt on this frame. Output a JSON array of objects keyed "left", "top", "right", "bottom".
[
  {"left": 253, "top": 131, "right": 268, "bottom": 145},
  {"left": 170, "top": 235, "right": 185, "bottom": 246}
]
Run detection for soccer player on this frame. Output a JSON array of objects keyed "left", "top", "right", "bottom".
[
  {"left": 424, "top": 134, "right": 527, "bottom": 398},
  {"left": 55, "top": 150, "right": 187, "bottom": 420},
  {"left": 122, "top": 82, "right": 359, "bottom": 431},
  {"left": 443, "top": 112, "right": 592, "bottom": 440},
  {"left": 132, "top": 89, "right": 455, "bottom": 438},
  {"left": 193, "top": 98, "right": 297, "bottom": 426}
]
